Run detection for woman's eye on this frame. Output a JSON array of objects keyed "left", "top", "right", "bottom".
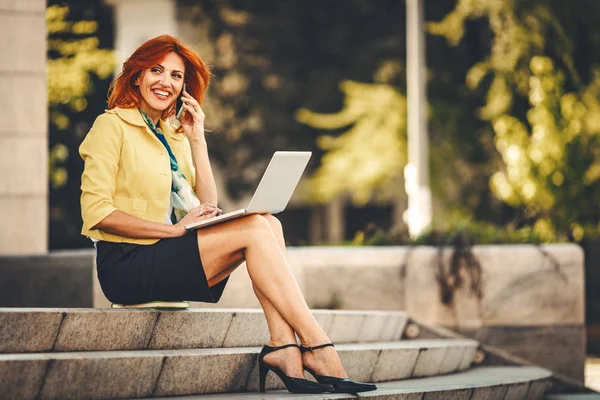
[
  {"left": 151, "top": 68, "right": 161, "bottom": 74},
  {"left": 173, "top": 74, "right": 183, "bottom": 79}
]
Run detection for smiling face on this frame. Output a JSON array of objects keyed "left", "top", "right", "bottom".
[{"left": 135, "top": 52, "right": 185, "bottom": 122}]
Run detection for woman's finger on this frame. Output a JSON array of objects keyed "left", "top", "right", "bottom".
[
  {"left": 181, "top": 104, "right": 199, "bottom": 124},
  {"left": 183, "top": 103, "right": 203, "bottom": 120},
  {"left": 183, "top": 103, "right": 196, "bottom": 113},
  {"left": 201, "top": 210, "right": 218, "bottom": 220},
  {"left": 181, "top": 92, "right": 205, "bottom": 120},
  {"left": 183, "top": 100, "right": 204, "bottom": 118},
  {"left": 189, "top": 205, "right": 203, "bottom": 214},
  {"left": 201, "top": 204, "right": 221, "bottom": 213},
  {"left": 182, "top": 97, "right": 200, "bottom": 110},
  {"left": 183, "top": 92, "right": 201, "bottom": 108},
  {"left": 192, "top": 203, "right": 221, "bottom": 218}
]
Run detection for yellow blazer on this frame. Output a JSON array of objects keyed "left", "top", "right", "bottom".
[{"left": 79, "top": 107, "right": 196, "bottom": 244}]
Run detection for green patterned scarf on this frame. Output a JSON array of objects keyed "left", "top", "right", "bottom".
[{"left": 139, "top": 109, "right": 200, "bottom": 222}]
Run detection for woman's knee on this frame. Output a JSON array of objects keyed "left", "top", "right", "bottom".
[
  {"left": 262, "top": 214, "right": 283, "bottom": 234},
  {"left": 243, "top": 214, "right": 273, "bottom": 231},
  {"left": 243, "top": 214, "right": 284, "bottom": 241}
]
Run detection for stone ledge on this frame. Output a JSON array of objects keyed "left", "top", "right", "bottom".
[
  {"left": 0, "top": 309, "right": 408, "bottom": 353},
  {"left": 0, "top": 339, "right": 478, "bottom": 398},
  {"left": 295, "top": 244, "right": 584, "bottom": 327},
  {"left": 458, "top": 325, "right": 585, "bottom": 381},
  {"left": 407, "top": 316, "right": 590, "bottom": 392},
  {"left": 140, "top": 366, "right": 553, "bottom": 400},
  {"left": 0, "top": 251, "right": 94, "bottom": 307}
]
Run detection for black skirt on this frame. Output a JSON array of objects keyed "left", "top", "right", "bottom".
[{"left": 96, "top": 232, "right": 228, "bottom": 305}]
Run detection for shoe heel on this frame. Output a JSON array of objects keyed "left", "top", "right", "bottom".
[
  {"left": 258, "top": 344, "right": 333, "bottom": 394},
  {"left": 259, "top": 362, "right": 268, "bottom": 393}
]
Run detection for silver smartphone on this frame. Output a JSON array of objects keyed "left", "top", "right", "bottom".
[{"left": 176, "top": 83, "right": 186, "bottom": 120}]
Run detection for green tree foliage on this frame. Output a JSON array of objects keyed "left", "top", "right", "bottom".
[
  {"left": 47, "top": 4, "right": 114, "bottom": 189},
  {"left": 294, "top": 6, "right": 497, "bottom": 218},
  {"left": 294, "top": 61, "right": 492, "bottom": 214},
  {"left": 296, "top": 63, "right": 407, "bottom": 205},
  {"left": 429, "top": 0, "right": 600, "bottom": 240},
  {"left": 179, "top": 0, "right": 413, "bottom": 199},
  {"left": 47, "top": 1, "right": 115, "bottom": 250}
]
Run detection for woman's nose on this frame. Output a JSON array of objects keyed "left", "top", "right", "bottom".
[{"left": 158, "top": 72, "right": 170, "bottom": 86}]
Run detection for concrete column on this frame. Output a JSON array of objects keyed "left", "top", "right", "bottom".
[
  {"left": 0, "top": 1, "right": 48, "bottom": 255},
  {"left": 404, "top": 0, "right": 432, "bottom": 237},
  {"left": 107, "top": 0, "right": 178, "bottom": 73}
]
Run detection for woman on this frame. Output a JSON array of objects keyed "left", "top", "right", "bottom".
[{"left": 80, "top": 35, "right": 376, "bottom": 394}]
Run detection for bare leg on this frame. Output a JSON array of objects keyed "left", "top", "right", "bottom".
[
  {"left": 200, "top": 215, "right": 324, "bottom": 342},
  {"left": 196, "top": 214, "right": 346, "bottom": 377},
  {"left": 252, "top": 284, "right": 306, "bottom": 377},
  {"left": 250, "top": 216, "right": 305, "bottom": 377},
  {"left": 199, "top": 216, "right": 304, "bottom": 377},
  {"left": 259, "top": 215, "right": 348, "bottom": 379}
]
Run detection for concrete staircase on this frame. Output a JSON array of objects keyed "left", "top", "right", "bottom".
[{"left": 0, "top": 308, "right": 553, "bottom": 399}]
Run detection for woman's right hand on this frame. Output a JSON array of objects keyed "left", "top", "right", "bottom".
[{"left": 171, "top": 203, "right": 222, "bottom": 237}]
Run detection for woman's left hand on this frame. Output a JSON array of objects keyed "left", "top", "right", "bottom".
[{"left": 179, "top": 89, "right": 206, "bottom": 142}]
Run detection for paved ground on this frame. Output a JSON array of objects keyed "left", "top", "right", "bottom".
[{"left": 586, "top": 357, "right": 600, "bottom": 391}]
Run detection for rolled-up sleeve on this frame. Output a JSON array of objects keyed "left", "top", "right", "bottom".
[{"left": 79, "top": 114, "right": 122, "bottom": 232}]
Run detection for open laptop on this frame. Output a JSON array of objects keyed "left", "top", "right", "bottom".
[{"left": 185, "top": 151, "right": 311, "bottom": 230}]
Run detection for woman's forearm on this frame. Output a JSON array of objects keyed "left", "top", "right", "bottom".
[
  {"left": 94, "top": 210, "right": 179, "bottom": 239},
  {"left": 190, "top": 139, "right": 218, "bottom": 204}
]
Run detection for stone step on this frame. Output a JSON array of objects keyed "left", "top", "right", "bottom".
[
  {"left": 0, "top": 308, "right": 407, "bottom": 353},
  {"left": 138, "top": 366, "right": 553, "bottom": 400},
  {"left": 546, "top": 395, "right": 600, "bottom": 399},
  {"left": 0, "top": 339, "right": 477, "bottom": 400}
]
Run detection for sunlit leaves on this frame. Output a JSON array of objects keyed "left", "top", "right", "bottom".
[
  {"left": 296, "top": 79, "right": 407, "bottom": 205},
  {"left": 47, "top": 6, "right": 114, "bottom": 122},
  {"left": 466, "top": 62, "right": 490, "bottom": 90},
  {"left": 430, "top": 0, "right": 600, "bottom": 238},
  {"left": 584, "top": 164, "right": 600, "bottom": 186},
  {"left": 479, "top": 76, "right": 512, "bottom": 119},
  {"left": 46, "top": 4, "right": 70, "bottom": 34},
  {"left": 47, "top": 5, "right": 115, "bottom": 188},
  {"left": 49, "top": 144, "right": 69, "bottom": 189},
  {"left": 48, "top": 51, "right": 112, "bottom": 109}
]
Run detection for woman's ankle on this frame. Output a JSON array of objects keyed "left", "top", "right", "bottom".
[
  {"left": 268, "top": 336, "right": 298, "bottom": 347},
  {"left": 298, "top": 333, "right": 331, "bottom": 347}
]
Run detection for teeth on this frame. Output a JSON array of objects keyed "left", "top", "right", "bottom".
[{"left": 153, "top": 89, "right": 169, "bottom": 97}]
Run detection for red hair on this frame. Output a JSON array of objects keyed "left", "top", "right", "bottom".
[{"left": 107, "top": 35, "right": 211, "bottom": 121}]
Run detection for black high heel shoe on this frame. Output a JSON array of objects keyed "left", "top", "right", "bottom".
[
  {"left": 258, "top": 344, "right": 334, "bottom": 394},
  {"left": 300, "top": 343, "right": 377, "bottom": 393}
]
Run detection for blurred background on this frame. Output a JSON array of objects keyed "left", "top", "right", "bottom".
[{"left": 46, "top": 0, "right": 600, "bottom": 353}]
